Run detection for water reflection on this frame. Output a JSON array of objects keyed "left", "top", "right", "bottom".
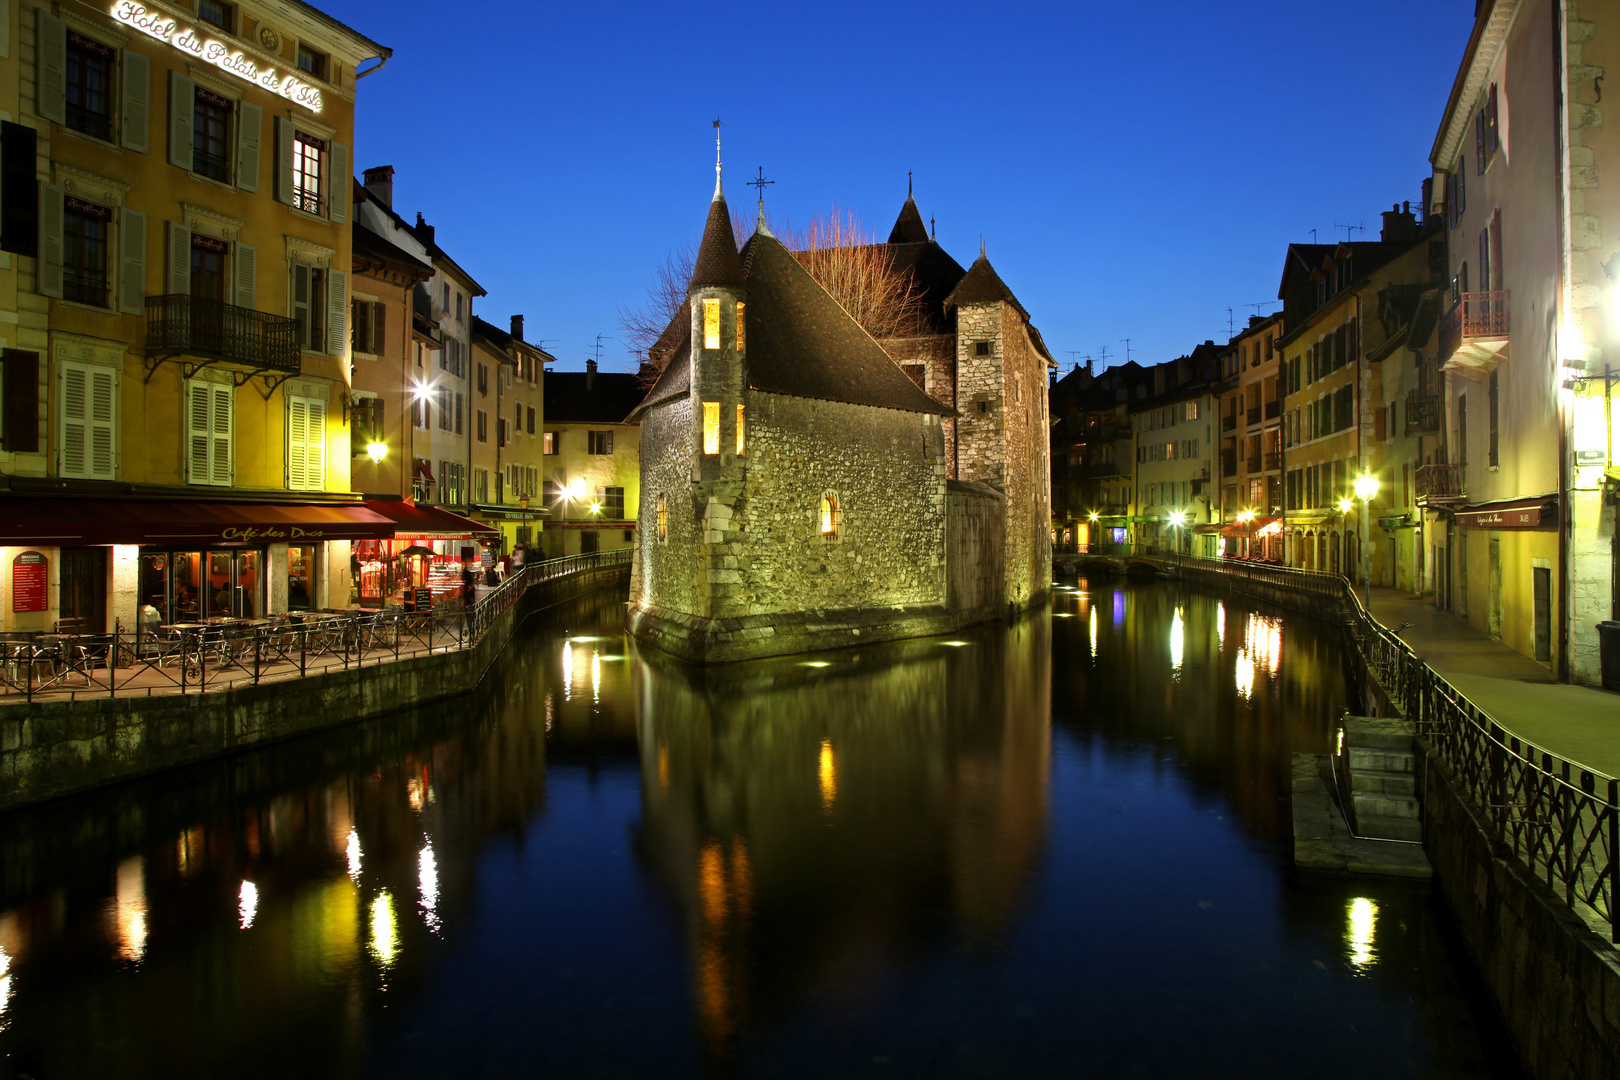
[
  {"left": 1347, "top": 896, "right": 1379, "bottom": 972},
  {"left": 238, "top": 880, "right": 258, "bottom": 929}
]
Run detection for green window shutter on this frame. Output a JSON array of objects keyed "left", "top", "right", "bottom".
[
  {"left": 290, "top": 261, "right": 311, "bottom": 346},
  {"left": 187, "top": 381, "right": 212, "bottom": 484},
  {"left": 168, "top": 71, "right": 195, "bottom": 171},
  {"left": 373, "top": 301, "right": 386, "bottom": 355},
  {"left": 121, "top": 50, "right": 150, "bottom": 153},
  {"left": 326, "top": 268, "right": 347, "bottom": 355},
  {"left": 38, "top": 183, "right": 63, "bottom": 299},
  {"left": 233, "top": 241, "right": 255, "bottom": 309},
  {"left": 287, "top": 396, "right": 307, "bottom": 488},
  {"left": 274, "top": 117, "right": 295, "bottom": 206},
  {"left": 59, "top": 362, "right": 88, "bottom": 477},
  {"left": 210, "top": 384, "right": 233, "bottom": 485},
  {"left": 118, "top": 207, "right": 146, "bottom": 314},
  {"left": 305, "top": 399, "right": 326, "bottom": 489},
  {"left": 166, "top": 220, "right": 189, "bottom": 295},
  {"left": 36, "top": 11, "right": 66, "bottom": 125},
  {"left": 88, "top": 365, "right": 117, "bottom": 480},
  {"left": 235, "top": 102, "right": 262, "bottom": 193}
]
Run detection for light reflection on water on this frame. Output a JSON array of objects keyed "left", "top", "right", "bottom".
[{"left": 0, "top": 582, "right": 1524, "bottom": 1079}]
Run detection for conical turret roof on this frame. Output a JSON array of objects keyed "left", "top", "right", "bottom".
[
  {"left": 689, "top": 188, "right": 743, "bottom": 291},
  {"left": 888, "top": 197, "right": 930, "bottom": 244}
]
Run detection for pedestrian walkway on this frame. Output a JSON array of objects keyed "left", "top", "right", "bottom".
[{"left": 1367, "top": 586, "right": 1620, "bottom": 777}]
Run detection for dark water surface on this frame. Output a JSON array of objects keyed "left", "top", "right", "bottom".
[{"left": 0, "top": 580, "right": 1523, "bottom": 1079}]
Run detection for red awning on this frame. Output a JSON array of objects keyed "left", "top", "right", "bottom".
[
  {"left": 1220, "top": 516, "right": 1280, "bottom": 537},
  {"left": 0, "top": 497, "right": 396, "bottom": 547},
  {"left": 413, "top": 458, "right": 434, "bottom": 483},
  {"left": 362, "top": 500, "right": 497, "bottom": 539},
  {"left": 1454, "top": 497, "right": 1557, "bottom": 530}
]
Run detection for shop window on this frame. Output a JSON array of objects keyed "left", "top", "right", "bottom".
[{"left": 288, "top": 545, "right": 317, "bottom": 612}]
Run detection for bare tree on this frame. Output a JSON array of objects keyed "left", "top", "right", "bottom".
[{"left": 621, "top": 207, "right": 923, "bottom": 385}]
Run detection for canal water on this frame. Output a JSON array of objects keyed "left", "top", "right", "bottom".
[{"left": 0, "top": 579, "right": 1523, "bottom": 1079}]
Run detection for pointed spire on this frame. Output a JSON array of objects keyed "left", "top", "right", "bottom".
[
  {"left": 712, "top": 118, "right": 724, "bottom": 201},
  {"left": 690, "top": 136, "right": 742, "bottom": 291},
  {"left": 887, "top": 176, "right": 929, "bottom": 244}
]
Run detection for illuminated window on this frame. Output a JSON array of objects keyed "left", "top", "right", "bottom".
[
  {"left": 736, "top": 404, "right": 746, "bottom": 455},
  {"left": 703, "top": 299, "right": 720, "bottom": 349},
  {"left": 292, "top": 131, "right": 325, "bottom": 215},
  {"left": 736, "top": 302, "right": 746, "bottom": 352},
  {"left": 702, "top": 402, "right": 720, "bottom": 454},
  {"left": 657, "top": 496, "right": 668, "bottom": 542},
  {"left": 819, "top": 493, "right": 840, "bottom": 539}
]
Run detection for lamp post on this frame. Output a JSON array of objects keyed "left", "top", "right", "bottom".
[
  {"left": 1353, "top": 474, "right": 1380, "bottom": 608},
  {"left": 1168, "top": 510, "right": 1187, "bottom": 555}
]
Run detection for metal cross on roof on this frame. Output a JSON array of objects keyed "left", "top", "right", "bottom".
[{"left": 748, "top": 167, "right": 774, "bottom": 200}]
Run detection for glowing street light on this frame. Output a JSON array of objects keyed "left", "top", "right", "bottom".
[
  {"left": 366, "top": 441, "right": 388, "bottom": 464},
  {"left": 1353, "top": 474, "right": 1380, "bottom": 607}
]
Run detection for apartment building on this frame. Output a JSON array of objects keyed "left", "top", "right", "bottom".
[
  {"left": 540, "top": 360, "right": 641, "bottom": 558},
  {"left": 1216, "top": 314, "right": 1285, "bottom": 558},
  {"left": 469, "top": 314, "right": 550, "bottom": 553},
  {"left": 1129, "top": 349, "right": 1218, "bottom": 554}
]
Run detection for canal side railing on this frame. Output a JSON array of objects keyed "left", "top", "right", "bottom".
[
  {"left": 1128, "top": 549, "right": 1619, "bottom": 943},
  {"left": 0, "top": 549, "right": 632, "bottom": 704}
]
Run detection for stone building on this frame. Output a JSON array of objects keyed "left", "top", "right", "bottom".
[{"left": 627, "top": 167, "right": 1050, "bottom": 662}]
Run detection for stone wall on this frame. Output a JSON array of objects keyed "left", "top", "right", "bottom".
[
  {"left": 881, "top": 335, "right": 959, "bottom": 477},
  {"left": 632, "top": 396, "right": 700, "bottom": 615},
  {"left": 947, "top": 480, "right": 1006, "bottom": 624},
  {"left": 0, "top": 565, "right": 630, "bottom": 810}
]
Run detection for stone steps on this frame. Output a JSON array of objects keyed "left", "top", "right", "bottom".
[
  {"left": 1351, "top": 768, "right": 1416, "bottom": 797},
  {"left": 1342, "top": 716, "right": 1421, "bottom": 844}
]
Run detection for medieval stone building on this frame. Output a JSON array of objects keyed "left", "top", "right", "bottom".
[{"left": 627, "top": 167, "right": 1052, "bottom": 662}]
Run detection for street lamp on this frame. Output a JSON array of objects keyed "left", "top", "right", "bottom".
[
  {"left": 1353, "top": 474, "right": 1380, "bottom": 607},
  {"left": 1168, "top": 510, "right": 1187, "bottom": 555},
  {"left": 366, "top": 441, "right": 388, "bottom": 464}
]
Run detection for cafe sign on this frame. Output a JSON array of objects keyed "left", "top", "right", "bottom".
[
  {"left": 111, "top": 3, "right": 325, "bottom": 113},
  {"left": 1454, "top": 500, "right": 1556, "bottom": 530}
]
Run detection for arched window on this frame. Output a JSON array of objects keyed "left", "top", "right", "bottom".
[
  {"left": 656, "top": 496, "right": 668, "bottom": 543},
  {"left": 819, "top": 493, "right": 841, "bottom": 540}
]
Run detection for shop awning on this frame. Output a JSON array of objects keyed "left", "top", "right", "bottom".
[
  {"left": 1193, "top": 524, "right": 1225, "bottom": 534},
  {"left": 0, "top": 497, "right": 396, "bottom": 547},
  {"left": 1454, "top": 496, "right": 1557, "bottom": 530},
  {"left": 362, "top": 500, "right": 497, "bottom": 540},
  {"left": 1220, "top": 516, "right": 1281, "bottom": 537}
]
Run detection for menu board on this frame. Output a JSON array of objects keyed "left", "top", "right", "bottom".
[
  {"left": 408, "top": 587, "right": 432, "bottom": 612},
  {"left": 12, "top": 551, "right": 48, "bottom": 613}
]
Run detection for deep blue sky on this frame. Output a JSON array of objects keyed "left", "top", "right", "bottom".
[{"left": 335, "top": 1, "right": 1473, "bottom": 375}]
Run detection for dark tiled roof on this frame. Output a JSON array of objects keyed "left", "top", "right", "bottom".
[
  {"left": 689, "top": 192, "right": 743, "bottom": 290},
  {"left": 630, "top": 311, "right": 691, "bottom": 418},
  {"left": 888, "top": 197, "right": 929, "bottom": 244},
  {"left": 885, "top": 240, "right": 965, "bottom": 333},
  {"left": 352, "top": 217, "right": 434, "bottom": 276},
  {"left": 739, "top": 232, "right": 951, "bottom": 415},
  {"left": 945, "top": 254, "right": 1028, "bottom": 320},
  {"left": 545, "top": 371, "right": 649, "bottom": 424}
]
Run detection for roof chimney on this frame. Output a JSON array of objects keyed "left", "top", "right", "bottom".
[
  {"left": 510, "top": 314, "right": 524, "bottom": 342},
  {"left": 362, "top": 165, "right": 394, "bottom": 208},
  {"left": 414, "top": 212, "right": 434, "bottom": 247},
  {"left": 1381, "top": 201, "right": 1417, "bottom": 243},
  {"left": 586, "top": 357, "right": 597, "bottom": 390}
]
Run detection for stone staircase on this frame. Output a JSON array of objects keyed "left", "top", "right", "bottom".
[{"left": 1343, "top": 717, "right": 1422, "bottom": 843}]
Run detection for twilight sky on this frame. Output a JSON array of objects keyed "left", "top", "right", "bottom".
[{"left": 333, "top": 0, "right": 1473, "bottom": 376}]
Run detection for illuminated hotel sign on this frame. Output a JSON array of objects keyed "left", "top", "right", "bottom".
[{"left": 111, "top": 3, "right": 324, "bottom": 113}]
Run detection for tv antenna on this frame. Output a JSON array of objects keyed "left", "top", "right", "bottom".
[
  {"left": 1242, "top": 301, "right": 1278, "bottom": 314},
  {"left": 1225, "top": 307, "right": 1235, "bottom": 340},
  {"left": 1308, "top": 228, "right": 1318, "bottom": 244},
  {"left": 590, "top": 334, "right": 613, "bottom": 365},
  {"left": 1096, "top": 344, "right": 1112, "bottom": 366},
  {"left": 1120, "top": 338, "right": 1133, "bottom": 365},
  {"left": 1333, "top": 221, "right": 1366, "bottom": 242}
]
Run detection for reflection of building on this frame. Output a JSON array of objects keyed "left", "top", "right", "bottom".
[
  {"left": 0, "top": 0, "right": 390, "bottom": 631},
  {"left": 541, "top": 361, "right": 643, "bottom": 558},
  {"left": 630, "top": 622, "right": 1050, "bottom": 1062}
]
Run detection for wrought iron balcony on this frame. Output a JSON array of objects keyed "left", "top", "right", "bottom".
[
  {"left": 1440, "top": 290, "right": 1510, "bottom": 373},
  {"left": 1246, "top": 455, "right": 1262, "bottom": 473},
  {"left": 1247, "top": 406, "right": 1262, "bottom": 425},
  {"left": 1415, "top": 462, "right": 1465, "bottom": 505},
  {"left": 1263, "top": 450, "right": 1283, "bottom": 470},
  {"left": 1405, "top": 390, "right": 1440, "bottom": 434},
  {"left": 145, "top": 295, "right": 302, "bottom": 385},
  {"left": 1265, "top": 399, "right": 1281, "bottom": 420},
  {"left": 1222, "top": 413, "right": 1237, "bottom": 432}
]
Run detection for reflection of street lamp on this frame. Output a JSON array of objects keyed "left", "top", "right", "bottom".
[{"left": 1354, "top": 474, "right": 1380, "bottom": 607}]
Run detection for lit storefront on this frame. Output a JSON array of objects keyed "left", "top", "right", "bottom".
[{"left": 355, "top": 500, "right": 497, "bottom": 609}]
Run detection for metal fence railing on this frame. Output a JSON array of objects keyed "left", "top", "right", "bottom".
[
  {"left": 1115, "top": 548, "right": 1618, "bottom": 942},
  {"left": 0, "top": 549, "right": 631, "bottom": 704}
]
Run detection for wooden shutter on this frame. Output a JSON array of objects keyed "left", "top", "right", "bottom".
[
  {"left": 275, "top": 117, "right": 295, "bottom": 206},
  {"left": 36, "top": 11, "right": 66, "bottom": 125},
  {"left": 290, "top": 261, "right": 311, "bottom": 346},
  {"left": 60, "top": 362, "right": 88, "bottom": 476},
  {"left": 166, "top": 220, "right": 189, "bottom": 295},
  {"left": 304, "top": 399, "right": 326, "bottom": 489},
  {"left": 287, "top": 396, "right": 307, "bottom": 488},
  {"left": 234, "top": 241, "right": 255, "bottom": 309},
  {"left": 38, "top": 183, "right": 63, "bottom": 299},
  {"left": 168, "top": 71, "right": 195, "bottom": 171},
  {"left": 326, "top": 268, "right": 347, "bottom": 355},
  {"left": 1, "top": 121, "right": 39, "bottom": 257},
  {"left": 1475, "top": 111, "right": 1485, "bottom": 174},
  {"left": 88, "top": 365, "right": 117, "bottom": 479},
  {"left": 121, "top": 50, "right": 149, "bottom": 152},
  {"left": 186, "top": 381, "right": 211, "bottom": 483},
  {"left": 118, "top": 207, "right": 146, "bottom": 314},
  {"left": 373, "top": 302, "right": 386, "bottom": 355},
  {"left": 328, "top": 142, "right": 349, "bottom": 223},
  {"left": 235, "top": 102, "right": 262, "bottom": 193},
  {"left": 210, "top": 384, "right": 232, "bottom": 485},
  {"left": 1491, "top": 209, "right": 1503, "bottom": 290},
  {"left": 2, "top": 350, "right": 40, "bottom": 453},
  {"left": 1375, "top": 405, "right": 1386, "bottom": 443}
]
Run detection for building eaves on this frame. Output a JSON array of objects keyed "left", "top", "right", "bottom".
[
  {"left": 1430, "top": 0, "right": 1519, "bottom": 170},
  {"left": 282, "top": 0, "right": 390, "bottom": 62},
  {"left": 352, "top": 216, "right": 434, "bottom": 278}
]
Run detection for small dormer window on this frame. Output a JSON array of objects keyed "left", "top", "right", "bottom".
[
  {"left": 703, "top": 299, "right": 720, "bottom": 350},
  {"left": 297, "top": 44, "right": 328, "bottom": 81},
  {"left": 198, "top": 0, "right": 234, "bottom": 32}
]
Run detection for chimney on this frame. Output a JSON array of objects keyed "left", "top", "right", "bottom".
[
  {"left": 638, "top": 361, "right": 656, "bottom": 381},
  {"left": 1420, "top": 178, "right": 1434, "bottom": 222},
  {"left": 414, "top": 212, "right": 434, "bottom": 247},
  {"left": 586, "top": 357, "right": 597, "bottom": 390},
  {"left": 1380, "top": 201, "right": 1417, "bottom": 243},
  {"left": 510, "top": 314, "right": 524, "bottom": 342},
  {"left": 362, "top": 165, "right": 394, "bottom": 208}
]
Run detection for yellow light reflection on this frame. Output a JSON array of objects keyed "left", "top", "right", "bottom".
[
  {"left": 1217, "top": 602, "right": 1226, "bottom": 647},
  {"left": 591, "top": 649, "right": 601, "bottom": 704},
  {"left": 345, "top": 828, "right": 362, "bottom": 883},
  {"left": 1235, "top": 649, "right": 1255, "bottom": 700},
  {"left": 0, "top": 945, "right": 12, "bottom": 1030},
  {"left": 819, "top": 739, "right": 837, "bottom": 810},
  {"left": 1169, "top": 606, "right": 1185, "bottom": 677},
  {"left": 1088, "top": 605, "right": 1098, "bottom": 658},
  {"left": 942, "top": 641, "right": 969, "bottom": 647},
  {"left": 800, "top": 660, "right": 830, "bottom": 668},
  {"left": 113, "top": 856, "right": 147, "bottom": 963},
  {"left": 562, "top": 641, "right": 575, "bottom": 701},
  {"left": 419, "top": 843, "right": 440, "bottom": 934},
  {"left": 1347, "top": 896, "right": 1378, "bottom": 971},
  {"left": 239, "top": 880, "right": 258, "bottom": 929},
  {"left": 369, "top": 891, "right": 399, "bottom": 970}
]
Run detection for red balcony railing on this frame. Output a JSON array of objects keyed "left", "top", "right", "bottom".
[
  {"left": 1440, "top": 290, "right": 1509, "bottom": 364},
  {"left": 1415, "top": 462, "right": 1465, "bottom": 504}
]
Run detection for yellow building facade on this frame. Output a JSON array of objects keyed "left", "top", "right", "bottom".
[
  {"left": 0, "top": 0, "right": 389, "bottom": 632},
  {"left": 540, "top": 362, "right": 641, "bottom": 559}
]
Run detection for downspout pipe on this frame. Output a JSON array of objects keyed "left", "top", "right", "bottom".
[
  {"left": 1556, "top": 0, "right": 1572, "bottom": 681},
  {"left": 355, "top": 54, "right": 389, "bottom": 79}
]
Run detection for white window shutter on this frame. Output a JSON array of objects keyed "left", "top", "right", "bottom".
[
  {"left": 167, "top": 221, "right": 190, "bottom": 295},
  {"left": 60, "top": 362, "right": 87, "bottom": 477},
  {"left": 275, "top": 117, "right": 295, "bottom": 206},
  {"left": 89, "top": 366, "right": 117, "bottom": 479},
  {"left": 121, "top": 50, "right": 150, "bottom": 153},
  {"left": 326, "top": 268, "right": 348, "bottom": 355},
  {"left": 290, "top": 261, "right": 310, "bottom": 346},
  {"left": 37, "top": 11, "right": 66, "bottom": 125},
  {"left": 119, "top": 208, "right": 146, "bottom": 315},
  {"left": 286, "top": 396, "right": 307, "bottom": 488},
  {"left": 38, "top": 183, "right": 64, "bottom": 299},
  {"left": 211, "top": 384, "right": 233, "bottom": 485},
  {"left": 233, "top": 242, "right": 255, "bottom": 309},
  {"left": 235, "top": 102, "right": 262, "bottom": 193},
  {"left": 168, "top": 71, "right": 195, "bottom": 171},
  {"left": 186, "top": 381, "right": 211, "bottom": 484},
  {"left": 305, "top": 400, "right": 326, "bottom": 489},
  {"left": 328, "top": 142, "right": 349, "bottom": 223}
]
